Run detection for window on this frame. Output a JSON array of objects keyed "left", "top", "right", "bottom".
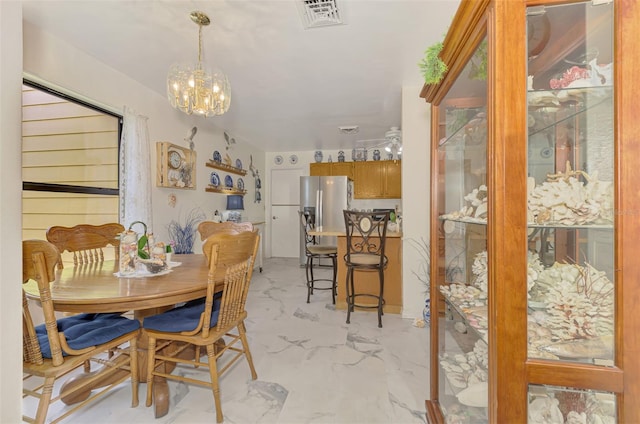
[{"left": 22, "top": 81, "right": 122, "bottom": 259}]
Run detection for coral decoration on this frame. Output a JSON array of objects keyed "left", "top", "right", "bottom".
[{"left": 550, "top": 66, "right": 590, "bottom": 89}]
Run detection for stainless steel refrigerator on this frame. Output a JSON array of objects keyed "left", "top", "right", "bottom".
[{"left": 299, "top": 176, "right": 352, "bottom": 266}]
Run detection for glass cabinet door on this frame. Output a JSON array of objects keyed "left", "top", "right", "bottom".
[
  {"left": 435, "top": 37, "right": 488, "bottom": 422},
  {"left": 526, "top": 1, "right": 616, "bottom": 421}
]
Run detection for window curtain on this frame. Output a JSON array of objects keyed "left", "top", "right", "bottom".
[{"left": 119, "top": 106, "right": 153, "bottom": 231}]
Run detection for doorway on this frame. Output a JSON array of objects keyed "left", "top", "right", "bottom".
[{"left": 271, "top": 168, "right": 303, "bottom": 257}]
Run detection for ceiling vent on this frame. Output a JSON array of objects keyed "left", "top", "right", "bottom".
[
  {"left": 297, "top": 0, "right": 345, "bottom": 29},
  {"left": 338, "top": 125, "right": 359, "bottom": 135}
]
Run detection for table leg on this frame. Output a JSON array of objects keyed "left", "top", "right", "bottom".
[{"left": 60, "top": 354, "right": 130, "bottom": 405}]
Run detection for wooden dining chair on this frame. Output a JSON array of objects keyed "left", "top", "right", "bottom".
[
  {"left": 46, "top": 223, "right": 125, "bottom": 269},
  {"left": 22, "top": 240, "right": 140, "bottom": 424},
  {"left": 142, "top": 231, "right": 260, "bottom": 423},
  {"left": 197, "top": 220, "right": 254, "bottom": 241}
]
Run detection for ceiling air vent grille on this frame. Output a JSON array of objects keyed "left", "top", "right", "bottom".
[{"left": 297, "top": 0, "right": 344, "bottom": 29}]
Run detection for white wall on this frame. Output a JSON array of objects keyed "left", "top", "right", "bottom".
[
  {"left": 401, "top": 85, "right": 431, "bottom": 320},
  {"left": 22, "top": 21, "right": 266, "bottom": 255},
  {"left": 1, "top": 3, "right": 25, "bottom": 422}
]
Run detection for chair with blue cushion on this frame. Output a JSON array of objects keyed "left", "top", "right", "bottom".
[
  {"left": 22, "top": 240, "right": 140, "bottom": 424},
  {"left": 143, "top": 231, "right": 259, "bottom": 423}
]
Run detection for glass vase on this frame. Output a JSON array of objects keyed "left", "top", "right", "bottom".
[{"left": 119, "top": 230, "right": 138, "bottom": 275}]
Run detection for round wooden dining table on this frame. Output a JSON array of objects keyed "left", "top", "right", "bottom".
[{"left": 23, "top": 254, "right": 223, "bottom": 418}]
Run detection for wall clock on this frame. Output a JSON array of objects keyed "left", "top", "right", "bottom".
[
  {"left": 156, "top": 142, "right": 196, "bottom": 189},
  {"left": 168, "top": 150, "right": 183, "bottom": 169},
  {"left": 527, "top": 12, "right": 551, "bottom": 59}
]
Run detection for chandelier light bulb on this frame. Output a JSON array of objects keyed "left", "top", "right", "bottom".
[{"left": 167, "top": 11, "right": 231, "bottom": 117}]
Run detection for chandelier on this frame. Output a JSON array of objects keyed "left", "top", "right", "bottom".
[{"left": 167, "top": 11, "right": 230, "bottom": 117}]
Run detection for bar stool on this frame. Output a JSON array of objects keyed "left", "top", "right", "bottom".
[
  {"left": 343, "top": 210, "right": 390, "bottom": 328},
  {"left": 299, "top": 211, "right": 338, "bottom": 304}
]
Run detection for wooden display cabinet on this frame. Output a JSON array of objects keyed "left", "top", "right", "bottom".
[{"left": 421, "top": 1, "right": 640, "bottom": 422}]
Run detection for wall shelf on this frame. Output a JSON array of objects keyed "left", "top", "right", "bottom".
[
  {"left": 205, "top": 185, "right": 246, "bottom": 196},
  {"left": 205, "top": 160, "right": 247, "bottom": 176}
]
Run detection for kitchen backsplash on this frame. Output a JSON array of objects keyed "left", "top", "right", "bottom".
[{"left": 351, "top": 198, "right": 401, "bottom": 214}]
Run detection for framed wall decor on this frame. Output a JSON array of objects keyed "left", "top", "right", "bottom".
[{"left": 156, "top": 142, "right": 196, "bottom": 189}]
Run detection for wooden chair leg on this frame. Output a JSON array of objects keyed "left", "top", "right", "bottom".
[
  {"left": 206, "top": 344, "right": 223, "bottom": 423},
  {"left": 239, "top": 322, "right": 257, "bottom": 379},
  {"left": 34, "top": 376, "right": 55, "bottom": 424},
  {"left": 145, "top": 337, "right": 157, "bottom": 407}
]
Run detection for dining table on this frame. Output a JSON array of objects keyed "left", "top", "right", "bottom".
[{"left": 23, "top": 254, "right": 223, "bottom": 418}]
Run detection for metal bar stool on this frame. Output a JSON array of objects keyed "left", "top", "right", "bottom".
[
  {"left": 342, "top": 210, "right": 390, "bottom": 327},
  {"left": 299, "top": 211, "right": 338, "bottom": 304}
]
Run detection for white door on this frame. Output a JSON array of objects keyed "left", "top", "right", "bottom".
[
  {"left": 271, "top": 205, "right": 300, "bottom": 257},
  {"left": 271, "top": 168, "right": 302, "bottom": 205},
  {"left": 271, "top": 168, "right": 303, "bottom": 258}
]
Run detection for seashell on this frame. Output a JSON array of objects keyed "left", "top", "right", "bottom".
[
  {"left": 474, "top": 202, "right": 487, "bottom": 219},
  {"left": 538, "top": 335, "right": 613, "bottom": 360},
  {"left": 454, "top": 354, "right": 467, "bottom": 364},
  {"left": 454, "top": 322, "right": 467, "bottom": 334},
  {"left": 456, "top": 382, "right": 488, "bottom": 408},
  {"left": 446, "top": 371, "right": 468, "bottom": 389},
  {"left": 566, "top": 411, "right": 587, "bottom": 424},
  {"left": 449, "top": 365, "right": 463, "bottom": 373},
  {"left": 528, "top": 397, "right": 564, "bottom": 424}
]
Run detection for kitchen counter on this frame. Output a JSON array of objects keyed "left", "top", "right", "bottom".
[{"left": 309, "top": 229, "right": 402, "bottom": 314}]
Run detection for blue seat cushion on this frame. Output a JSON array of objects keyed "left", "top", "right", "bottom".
[
  {"left": 35, "top": 313, "right": 140, "bottom": 359},
  {"left": 142, "top": 292, "right": 223, "bottom": 333}
]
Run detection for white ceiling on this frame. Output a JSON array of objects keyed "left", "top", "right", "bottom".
[{"left": 21, "top": 0, "right": 460, "bottom": 152}]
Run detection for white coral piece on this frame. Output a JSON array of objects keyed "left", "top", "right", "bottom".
[
  {"left": 443, "top": 184, "right": 488, "bottom": 221},
  {"left": 528, "top": 164, "right": 613, "bottom": 226},
  {"left": 471, "top": 251, "right": 488, "bottom": 292},
  {"left": 534, "top": 262, "right": 614, "bottom": 341}
]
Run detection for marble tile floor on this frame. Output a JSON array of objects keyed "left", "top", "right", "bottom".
[{"left": 35, "top": 257, "right": 431, "bottom": 424}]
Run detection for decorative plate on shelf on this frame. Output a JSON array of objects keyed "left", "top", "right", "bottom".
[
  {"left": 274, "top": 155, "right": 284, "bottom": 165},
  {"left": 224, "top": 175, "right": 233, "bottom": 188},
  {"left": 289, "top": 154, "right": 298, "bottom": 164},
  {"left": 213, "top": 150, "right": 222, "bottom": 163},
  {"left": 540, "top": 147, "right": 553, "bottom": 159},
  {"left": 237, "top": 178, "right": 245, "bottom": 191},
  {"left": 236, "top": 158, "right": 242, "bottom": 169},
  {"left": 210, "top": 172, "right": 220, "bottom": 187}
]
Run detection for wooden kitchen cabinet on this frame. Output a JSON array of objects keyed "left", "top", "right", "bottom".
[
  {"left": 354, "top": 161, "right": 383, "bottom": 198},
  {"left": 309, "top": 162, "right": 332, "bottom": 176},
  {"left": 422, "top": 1, "right": 639, "bottom": 422},
  {"left": 384, "top": 160, "right": 401, "bottom": 198},
  {"left": 309, "top": 162, "right": 354, "bottom": 179},
  {"left": 353, "top": 160, "right": 401, "bottom": 199},
  {"left": 330, "top": 162, "right": 354, "bottom": 179}
]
